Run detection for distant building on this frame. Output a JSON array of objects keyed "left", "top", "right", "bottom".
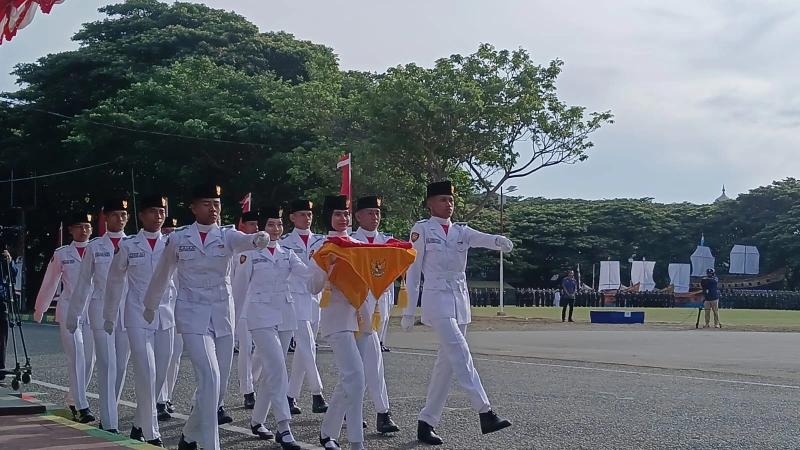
[{"left": 714, "top": 185, "right": 732, "bottom": 203}]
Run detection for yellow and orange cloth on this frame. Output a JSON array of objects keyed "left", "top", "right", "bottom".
[{"left": 312, "top": 237, "right": 416, "bottom": 331}]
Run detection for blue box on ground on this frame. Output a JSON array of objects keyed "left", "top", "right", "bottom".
[{"left": 590, "top": 310, "right": 644, "bottom": 324}]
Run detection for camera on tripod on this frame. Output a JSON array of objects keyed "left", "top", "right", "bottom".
[{"left": 0, "top": 228, "right": 33, "bottom": 391}]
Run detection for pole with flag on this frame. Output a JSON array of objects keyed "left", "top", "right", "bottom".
[
  {"left": 97, "top": 208, "right": 106, "bottom": 236},
  {"left": 577, "top": 263, "right": 582, "bottom": 292},
  {"left": 337, "top": 153, "right": 352, "bottom": 233},
  {"left": 54, "top": 221, "right": 63, "bottom": 301},
  {"left": 164, "top": 198, "right": 169, "bottom": 218},
  {"left": 238, "top": 192, "right": 252, "bottom": 231}
]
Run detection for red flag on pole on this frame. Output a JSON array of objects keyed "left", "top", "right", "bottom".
[
  {"left": 97, "top": 208, "right": 106, "bottom": 236},
  {"left": 337, "top": 154, "right": 352, "bottom": 212},
  {"left": 238, "top": 192, "right": 252, "bottom": 231},
  {"left": 57, "top": 221, "right": 63, "bottom": 247}
]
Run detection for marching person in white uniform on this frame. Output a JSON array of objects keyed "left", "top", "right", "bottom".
[
  {"left": 282, "top": 199, "right": 328, "bottom": 415},
  {"left": 234, "top": 210, "right": 263, "bottom": 410},
  {"left": 308, "top": 195, "right": 369, "bottom": 450},
  {"left": 142, "top": 184, "right": 270, "bottom": 450},
  {"left": 402, "top": 181, "right": 513, "bottom": 446},
  {"left": 66, "top": 199, "right": 130, "bottom": 434},
  {"left": 103, "top": 195, "right": 174, "bottom": 447},
  {"left": 350, "top": 196, "right": 400, "bottom": 434},
  {"left": 232, "top": 205, "right": 303, "bottom": 450},
  {"left": 160, "top": 216, "right": 181, "bottom": 417},
  {"left": 34, "top": 211, "right": 97, "bottom": 423}
]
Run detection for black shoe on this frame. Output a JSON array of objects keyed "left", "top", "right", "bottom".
[
  {"left": 377, "top": 411, "right": 400, "bottom": 433},
  {"left": 146, "top": 437, "right": 165, "bottom": 447},
  {"left": 77, "top": 408, "right": 95, "bottom": 424},
  {"left": 288, "top": 338, "right": 296, "bottom": 353},
  {"left": 68, "top": 405, "right": 78, "bottom": 421},
  {"left": 312, "top": 394, "right": 328, "bottom": 413},
  {"left": 319, "top": 435, "right": 341, "bottom": 449},
  {"left": 479, "top": 409, "right": 512, "bottom": 434},
  {"left": 156, "top": 402, "right": 172, "bottom": 421},
  {"left": 217, "top": 406, "right": 233, "bottom": 425},
  {"left": 417, "top": 420, "right": 443, "bottom": 445},
  {"left": 243, "top": 392, "right": 256, "bottom": 409},
  {"left": 276, "top": 430, "right": 302, "bottom": 450},
  {"left": 568, "top": 319, "right": 575, "bottom": 323},
  {"left": 251, "top": 423, "right": 274, "bottom": 440},
  {"left": 130, "top": 426, "right": 145, "bottom": 442},
  {"left": 287, "top": 396, "right": 301, "bottom": 415},
  {"left": 178, "top": 434, "right": 198, "bottom": 450},
  {"left": 165, "top": 401, "right": 175, "bottom": 413},
  {"left": 104, "top": 429, "right": 119, "bottom": 434},
  {"left": 363, "top": 420, "right": 367, "bottom": 429},
  {"left": 381, "top": 342, "right": 391, "bottom": 352}
]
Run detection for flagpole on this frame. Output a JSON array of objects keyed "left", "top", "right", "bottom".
[{"left": 130, "top": 168, "right": 139, "bottom": 232}]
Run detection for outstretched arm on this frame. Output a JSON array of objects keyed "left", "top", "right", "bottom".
[{"left": 403, "top": 222, "right": 425, "bottom": 317}]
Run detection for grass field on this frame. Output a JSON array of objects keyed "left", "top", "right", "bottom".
[{"left": 394, "top": 306, "right": 800, "bottom": 327}]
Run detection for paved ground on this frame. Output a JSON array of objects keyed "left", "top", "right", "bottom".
[
  {"left": 3, "top": 323, "right": 799, "bottom": 449},
  {"left": 0, "top": 414, "right": 147, "bottom": 449}
]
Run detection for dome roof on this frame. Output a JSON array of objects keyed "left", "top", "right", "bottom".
[{"left": 715, "top": 186, "right": 732, "bottom": 203}]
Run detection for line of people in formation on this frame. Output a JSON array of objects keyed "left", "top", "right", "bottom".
[
  {"left": 32, "top": 180, "right": 515, "bottom": 450},
  {"left": 718, "top": 289, "right": 800, "bottom": 310}
]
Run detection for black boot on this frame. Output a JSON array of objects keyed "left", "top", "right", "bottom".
[
  {"left": 146, "top": 437, "right": 165, "bottom": 447},
  {"left": 156, "top": 402, "right": 172, "bottom": 421},
  {"left": 165, "top": 401, "right": 175, "bottom": 413},
  {"left": 417, "top": 420, "right": 443, "bottom": 445},
  {"left": 288, "top": 337, "right": 296, "bottom": 353},
  {"left": 217, "top": 406, "right": 233, "bottom": 425},
  {"left": 319, "top": 435, "right": 341, "bottom": 449},
  {"left": 251, "top": 423, "right": 275, "bottom": 440},
  {"left": 68, "top": 405, "right": 78, "bottom": 421},
  {"left": 77, "top": 408, "right": 95, "bottom": 424},
  {"left": 177, "top": 434, "right": 198, "bottom": 450},
  {"left": 276, "top": 430, "right": 302, "bottom": 450},
  {"left": 380, "top": 342, "right": 390, "bottom": 352},
  {"left": 287, "top": 396, "right": 301, "bottom": 415},
  {"left": 130, "top": 426, "right": 145, "bottom": 442},
  {"left": 243, "top": 392, "right": 256, "bottom": 410},
  {"left": 479, "top": 409, "right": 512, "bottom": 434},
  {"left": 377, "top": 411, "right": 400, "bottom": 433},
  {"left": 312, "top": 394, "right": 328, "bottom": 413}
]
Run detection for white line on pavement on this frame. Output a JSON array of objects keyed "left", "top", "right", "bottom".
[
  {"left": 389, "top": 349, "right": 800, "bottom": 390},
  {"left": 29, "top": 379, "right": 324, "bottom": 449}
]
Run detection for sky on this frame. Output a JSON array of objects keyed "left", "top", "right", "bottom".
[{"left": 2, "top": 0, "right": 799, "bottom": 205}]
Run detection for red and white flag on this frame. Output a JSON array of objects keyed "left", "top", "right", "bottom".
[
  {"left": 238, "top": 192, "right": 252, "bottom": 231},
  {"left": 337, "top": 154, "right": 352, "bottom": 212},
  {"left": 165, "top": 198, "right": 170, "bottom": 217}
]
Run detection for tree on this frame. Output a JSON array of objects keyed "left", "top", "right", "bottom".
[{"left": 355, "top": 43, "right": 614, "bottom": 220}]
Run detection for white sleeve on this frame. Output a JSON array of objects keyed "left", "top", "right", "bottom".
[
  {"left": 306, "top": 253, "right": 328, "bottom": 296},
  {"left": 103, "top": 245, "right": 129, "bottom": 324},
  {"left": 143, "top": 237, "right": 178, "bottom": 311},
  {"left": 403, "top": 222, "right": 425, "bottom": 317},
  {"left": 34, "top": 253, "right": 62, "bottom": 316},
  {"left": 226, "top": 229, "right": 260, "bottom": 254},
  {"left": 232, "top": 253, "right": 253, "bottom": 322},
  {"left": 464, "top": 226, "right": 502, "bottom": 250},
  {"left": 66, "top": 247, "right": 95, "bottom": 323}
]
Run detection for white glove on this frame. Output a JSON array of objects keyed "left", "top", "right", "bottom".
[
  {"left": 496, "top": 236, "right": 513, "bottom": 253},
  {"left": 254, "top": 231, "right": 270, "bottom": 249},
  {"left": 65, "top": 317, "right": 78, "bottom": 334},
  {"left": 103, "top": 320, "right": 115, "bottom": 335},
  {"left": 143, "top": 308, "right": 156, "bottom": 324},
  {"left": 401, "top": 315, "right": 415, "bottom": 332}
]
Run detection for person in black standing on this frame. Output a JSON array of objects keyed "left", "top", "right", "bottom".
[
  {"left": 0, "top": 249, "right": 19, "bottom": 379},
  {"left": 561, "top": 270, "right": 577, "bottom": 323}
]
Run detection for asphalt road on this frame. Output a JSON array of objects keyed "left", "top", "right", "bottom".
[{"left": 6, "top": 323, "right": 800, "bottom": 450}]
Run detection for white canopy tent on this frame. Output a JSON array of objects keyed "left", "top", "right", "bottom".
[
  {"left": 598, "top": 260, "right": 621, "bottom": 291},
  {"left": 631, "top": 261, "right": 656, "bottom": 291},
  {"left": 668, "top": 263, "right": 691, "bottom": 293},
  {"left": 690, "top": 246, "right": 715, "bottom": 276},
  {"left": 730, "top": 245, "right": 759, "bottom": 275}
]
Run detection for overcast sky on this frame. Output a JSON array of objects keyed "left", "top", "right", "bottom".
[{"left": 2, "top": 0, "right": 799, "bottom": 204}]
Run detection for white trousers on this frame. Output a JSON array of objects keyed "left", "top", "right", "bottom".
[
  {"left": 357, "top": 330, "right": 389, "bottom": 413},
  {"left": 287, "top": 320, "right": 323, "bottom": 397},
  {"left": 418, "top": 318, "right": 490, "bottom": 427},
  {"left": 182, "top": 332, "right": 233, "bottom": 450},
  {"left": 93, "top": 324, "right": 130, "bottom": 430},
  {"left": 162, "top": 333, "right": 182, "bottom": 403},
  {"left": 236, "top": 319, "right": 263, "bottom": 395},
  {"left": 251, "top": 328, "right": 293, "bottom": 425},
  {"left": 378, "top": 310, "right": 390, "bottom": 344},
  {"left": 128, "top": 326, "right": 174, "bottom": 440},
  {"left": 321, "top": 331, "right": 365, "bottom": 444},
  {"left": 60, "top": 321, "right": 94, "bottom": 410}
]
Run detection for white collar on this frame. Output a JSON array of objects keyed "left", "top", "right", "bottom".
[{"left": 431, "top": 216, "right": 452, "bottom": 226}]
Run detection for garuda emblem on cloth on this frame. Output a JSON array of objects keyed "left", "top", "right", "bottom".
[{"left": 370, "top": 260, "right": 386, "bottom": 277}]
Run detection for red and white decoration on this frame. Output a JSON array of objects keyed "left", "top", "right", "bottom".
[
  {"left": 238, "top": 192, "right": 252, "bottom": 231},
  {"left": 1, "top": 0, "right": 65, "bottom": 45},
  {"left": 337, "top": 154, "right": 351, "bottom": 212}
]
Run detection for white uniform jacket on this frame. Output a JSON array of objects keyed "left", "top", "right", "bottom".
[
  {"left": 34, "top": 243, "right": 88, "bottom": 324},
  {"left": 349, "top": 228, "right": 395, "bottom": 319},
  {"left": 232, "top": 243, "right": 306, "bottom": 332},
  {"left": 68, "top": 234, "right": 128, "bottom": 331},
  {"left": 307, "top": 234, "right": 373, "bottom": 337},
  {"left": 142, "top": 222, "right": 263, "bottom": 336},
  {"left": 402, "top": 219, "right": 502, "bottom": 325},
  {"left": 280, "top": 230, "right": 322, "bottom": 322},
  {"left": 104, "top": 231, "right": 176, "bottom": 330}
]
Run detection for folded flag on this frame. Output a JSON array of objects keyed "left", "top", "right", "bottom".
[{"left": 312, "top": 237, "right": 417, "bottom": 311}]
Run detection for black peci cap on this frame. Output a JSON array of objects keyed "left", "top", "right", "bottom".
[
  {"left": 323, "top": 195, "right": 349, "bottom": 211},
  {"left": 139, "top": 195, "right": 167, "bottom": 210},
  {"left": 289, "top": 199, "right": 313, "bottom": 213},
  {"left": 103, "top": 198, "right": 129, "bottom": 212},
  {"left": 240, "top": 210, "right": 260, "bottom": 223},
  {"left": 356, "top": 196, "right": 382, "bottom": 211},
  {"left": 69, "top": 211, "right": 93, "bottom": 226},
  {"left": 191, "top": 184, "right": 221, "bottom": 200},
  {"left": 426, "top": 181, "right": 455, "bottom": 199},
  {"left": 162, "top": 216, "right": 179, "bottom": 229},
  {"left": 261, "top": 205, "right": 283, "bottom": 220}
]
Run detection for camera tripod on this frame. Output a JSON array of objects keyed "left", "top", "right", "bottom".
[{"left": 1, "top": 258, "right": 32, "bottom": 390}]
